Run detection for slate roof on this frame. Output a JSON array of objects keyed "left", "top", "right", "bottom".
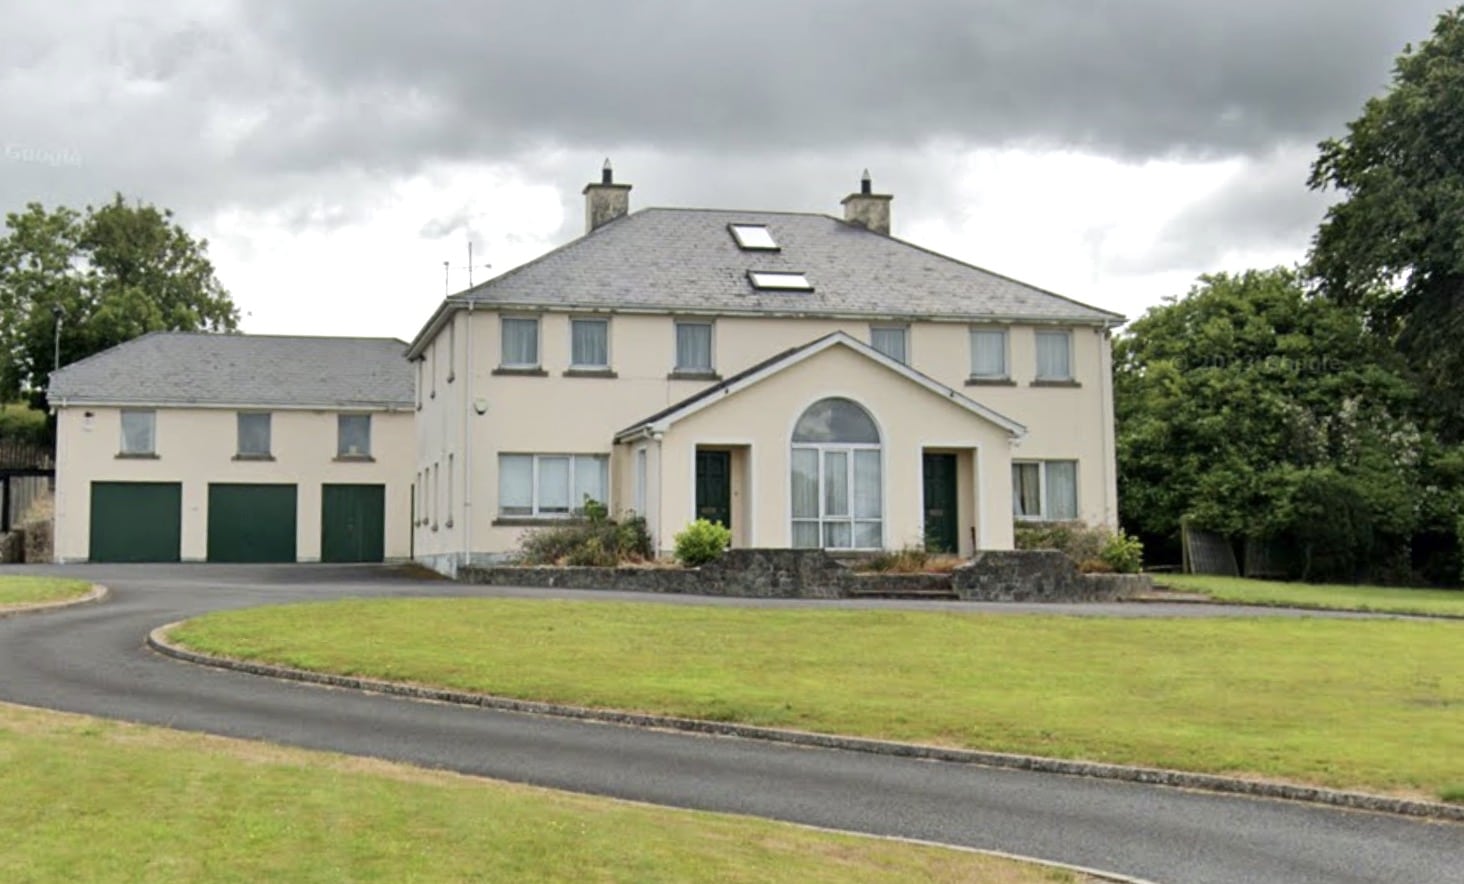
[
  {"left": 615, "top": 331, "right": 1025, "bottom": 441},
  {"left": 48, "top": 332, "right": 413, "bottom": 409},
  {"left": 412, "top": 207, "right": 1121, "bottom": 354}
]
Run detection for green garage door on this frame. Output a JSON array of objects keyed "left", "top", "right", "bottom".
[
  {"left": 207, "top": 484, "right": 298, "bottom": 563},
  {"left": 90, "top": 482, "right": 182, "bottom": 563},
  {"left": 321, "top": 484, "right": 385, "bottom": 563}
]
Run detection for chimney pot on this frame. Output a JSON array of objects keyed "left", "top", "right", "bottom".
[
  {"left": 841, "top": 171, "right": 892, "bottom": 235},
  {"left": 583, "top": 160, "right": 631, "bottom": 233}
]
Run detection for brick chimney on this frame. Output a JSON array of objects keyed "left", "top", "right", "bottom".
[
  {"left": 840, "top": 169, "right": 892, "bottom": 235},
  {"left": 583, "top": 159, "right": 631, "bottom": 233}
]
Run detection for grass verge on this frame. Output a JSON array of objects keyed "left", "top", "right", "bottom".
[
  {"left": 1157, "top": 574, "right": 1464, "bottom": 617},
  {"left": 170, "top": 598, "right": 1464, "bottom": 803},
  {"left": 0, "top": 702, "right": 1074, "bottom": 883},
  {"left": 0, "top": 575, "right": 91, "bottom": 609}
]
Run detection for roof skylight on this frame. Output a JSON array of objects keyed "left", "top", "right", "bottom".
[
  {"left": 729, "top": 224, "right": 779, "bottom": 250},
  {"left": 748, "top": 270, "right": 813, "bottom": 292}
]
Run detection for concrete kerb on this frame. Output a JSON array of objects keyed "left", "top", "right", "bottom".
[
  {"left": 0, "top": 584, "right": 108, "bottom": 619},
  {"left": 146, "top": 622, "right": 1464, "bottom": 825}
]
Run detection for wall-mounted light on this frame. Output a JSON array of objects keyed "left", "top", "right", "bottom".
[{"left": 472, "top": 398, "right": 488, "bottom": 415}]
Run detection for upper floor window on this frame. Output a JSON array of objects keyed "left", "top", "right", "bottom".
[
  {"left": 970, "top": 329, "right": 1008, "bottom": 380},
  {"left": 501, "top": 317, "right": 540, "bottom": 368},
  {"left": 120, "top": 409, "right": 156, "bottom": 456},
  {"left": 447, "top": 319, "right": 456, "bottom": 383},
  {"left": 870, "top": 326, "right": 908, "bottom": 364},
  {"left": 236, "top": 412, "right": 271, "bottom": 458},
  {"left": 337, "top": 414, "right": 371, "bottom": 458},
  {"left": 674, "top": 321, "right": 713, "bottom": 374},
  {"left": 571, "top": 318, "right": 610, "bottom": 369},
  {"left": 1035, "top": 330, "right": 1073, "bottom": 381}
]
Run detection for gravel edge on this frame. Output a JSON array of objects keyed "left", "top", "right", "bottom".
[{"left": 146, "top": 622, "right": 1463, "bottom": 824}]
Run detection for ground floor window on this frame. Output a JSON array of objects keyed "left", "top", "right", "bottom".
[
  {"left": 500, "top": 453, "right": 608, "bottom": 517},
  {"left": 790, "top": 397, "right": 882, "bottom": 549},
  {"left": 1013, "top": 460, "right": 1077, "bottom": 520}
]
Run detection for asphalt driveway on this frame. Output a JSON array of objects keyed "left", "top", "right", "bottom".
[{"left": 0, "top": 563, "right": 1457, "bottom": 884}]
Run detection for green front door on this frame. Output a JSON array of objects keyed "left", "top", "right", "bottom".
[
  {"left": 695, "top": 450, "right": 732, "bottom": 531},
  {"left": 321, "top": 484, "right": 385, "bottom": 563},
  {"left": 922, "top": 453, "right": 959, "bottom": 554},
  {"left": 89, "top": 482, "right": 182, "bottom": 563},
  {"left": 207, "top": 484, "right": 298, "bottom": 563}
]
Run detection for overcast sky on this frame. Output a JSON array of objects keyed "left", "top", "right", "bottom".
[{"left": 0, "top": 0, "right": 1448, "bottom": 340}]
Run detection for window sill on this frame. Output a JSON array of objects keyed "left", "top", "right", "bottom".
[
  {"left": 492, "top": 367, "right": 549, "bottom": 377},
  {"left": 115, "top": 452, "right": 159, "bottom": 460},
  {"left": 667, "top": 370, "right": 722, "bottom": 381},
  {"left": 563, "top": 368, "right": 618, "bottom": 379},
  {"left": 232, "top": 454, "right": 275, "bottom": 462},
  {"left": 333, "top": 455, "right": 376, "bottom": 463},
  {"left": 492, "top": 516, "right": 587, "bottom": 528},
  {"left": 965, "top": 377, "right": 1016, "bottom": 387},
  {"left": 1029, "top": 378, "right": 1082, "bottom": 388}
]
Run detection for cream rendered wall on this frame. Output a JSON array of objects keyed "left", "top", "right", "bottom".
[
  {"left": 53, "top": 405, "right": 413, "bottom": 562},
  {"left": 652, "top": 345, "right": 1015, "bottom": 554},
  {"left": 423, "top": 307, "right": 1114, "bottom": 564}
]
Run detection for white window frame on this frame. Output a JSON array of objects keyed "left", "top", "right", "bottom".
[
  {"left": 236, "top": 412, "right": 272, "bottom": 458},
  {"left": 447, "top": 318, "right": 456, "bottom": 383},
  {"left": 869, "top": 325, "right": 909, "bottom": 364},
  {"left": 498, "top": 453, "right": 610, "bottom": 518},
  {"left": 791, "top": 442, "right": 883, "bottom": 551},
  {"left": 569, "top": 317, "right": 611, "bottom": 369},
  {"left": 747, "top": 270, "right": 813, "bottom": 291},
  {"left": 673, "top": 320, "right": 715, "bottom": 373},
  {"left": 1034, "top": 329, "right": 1074, "bottom": 381},
  {"left": 728, "top": 224, "right": 779, "bottom": 250},
  {"left": 1012, "top": 459, "right": 1079, "bottom": 521},
  {"left": 119, "top": 409, "right": 156, "bottom": 456},
  {"left": 500, "top": 315, "right": 541, "bottom": 369},
  {"left": 431, "top": 462, "right": 439, "bottom": 530},
  {"left": 446, "top": 453, "right": 455, "bottom": 528},
  {"left": 336, "top": 413, "right": 371, "bottom": 458},
  {"left": 969, "top": 327, "right": 1010, "bottom": 380}
]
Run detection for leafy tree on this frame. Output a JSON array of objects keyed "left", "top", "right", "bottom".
[
  {"left": 1115, "top": 268, "right": 1424, "bottom": 580},
  {"left": 1308, "top": 7, "right": 1464, "bottom": 439},
  {"left": 0, "top": 195, "right": 239, "bottom": 406}
]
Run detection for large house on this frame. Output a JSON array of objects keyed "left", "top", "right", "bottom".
[
  {"left": 407, "top": 168, "right": 1123, "bottom": 575},
  {"left": 48, "top": 334, "right": 414, "bottom": 563},
  {"left": 43, "top": 169, "right": 1123, "bottom": 569}
]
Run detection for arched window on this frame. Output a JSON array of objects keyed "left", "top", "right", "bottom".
[{"left": 791, "top": 398, "right": 882, "bottom": 549}]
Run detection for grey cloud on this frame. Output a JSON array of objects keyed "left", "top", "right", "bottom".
[
  {"left": 0, "top": 0, "right": 1446, "bottom": 243},
  {"left": 1113, "top": 145, "right": 1334, "bottom": 274}
]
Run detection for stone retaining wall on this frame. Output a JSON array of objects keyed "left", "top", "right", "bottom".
[
  {"left": 0, "top": 530, "right": 23, "bottom": 564},
  {"left": 460, "top": 548, "right": 1152, "bottom": 602}
]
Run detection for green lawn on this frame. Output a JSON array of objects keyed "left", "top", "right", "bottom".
[
  {"left": 170, "top": 599, "right": 1464, "bottom": 802},
  {"left": 0, "top": 702, "right": 1067, "bottom": 883},
  {"left": 0, "top": 575, "right": 91, "bottom": 609},
  {"left": 1158, "top": 574, "right": 1464, "bottom": 617}
]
